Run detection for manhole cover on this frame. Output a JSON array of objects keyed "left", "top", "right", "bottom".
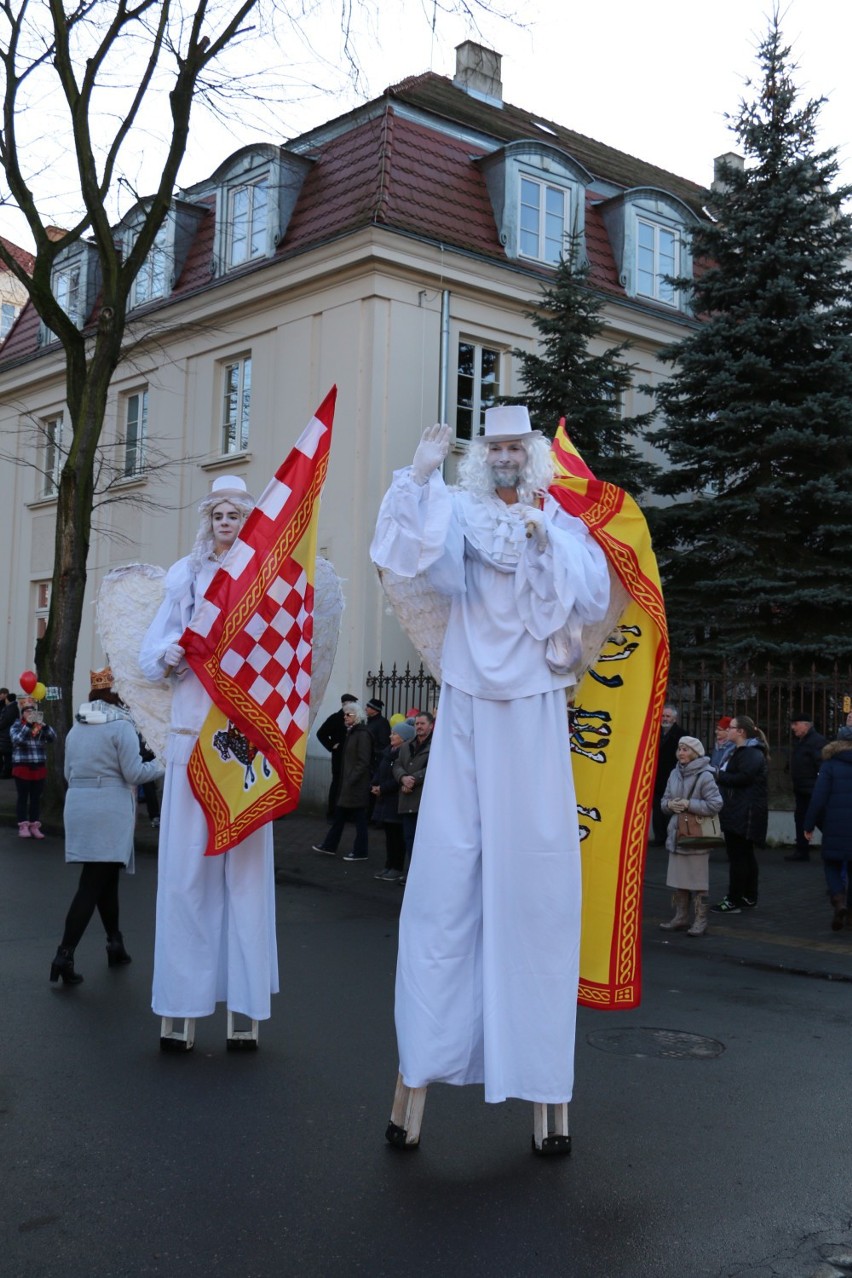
[{"left": 586, "top": 1027, "right": 725, "bottom": 1060}]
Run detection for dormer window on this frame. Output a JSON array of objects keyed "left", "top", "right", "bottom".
[
  {"left": 123, "top": 199, "right": 207, "bottom": 311},
  {"left": 42, "top": 243, "right": 100, "bottom": 342},
  {"left": 207, "top": 144, "right": 313, "bottom": 276},
  {"left": 228, "top": 176, "right": 268, "bottom": 268},
  {"left": 599, "top": 188, "right": 698, "bottom": 313},
  {"left": 477, "top": 141, "right": 591, "bottom": 270},
  {"left": 519, "top": 177, "right": 567, "bottom": 265}
]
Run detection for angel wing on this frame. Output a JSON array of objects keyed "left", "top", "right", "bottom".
[
  {"left": 309, "top": 556, "right": 345, "bottom": 726},
  {"left": 375, "top": 565, "right": 452, "bottom": 683},
  {"left": 97, "top": 557, "right": 344, "bottom": 755},
  {"left": 376, "top": 561, "right": 628, "bottom": 690},
  {"left": 96, "top": 563, "right": 171, "bottom": 759}
]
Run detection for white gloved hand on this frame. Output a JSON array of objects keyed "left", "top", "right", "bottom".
[
  {"left": 523, "top": 508, "right": 549, "bottom": 551},
  {"left": 163, "top": 643, "right": 186, "bottom": 670},
  {"left": 411, "top": 424, "right": 451, "bottom": 485}
]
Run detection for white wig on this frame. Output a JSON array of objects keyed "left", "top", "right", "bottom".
[
  {"left": 457, "top": 434, "right": 554, "bottom": 503},
  {"left": 189, "top": 488, "right": 255, "bottom": 572}
]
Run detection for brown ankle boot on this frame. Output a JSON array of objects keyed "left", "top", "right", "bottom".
[
  {"left": 687, "top": 893, "right": 709, "bottom": 936},
  {"left": 659, "top": 889, "right": 690, "bottom": 931}
]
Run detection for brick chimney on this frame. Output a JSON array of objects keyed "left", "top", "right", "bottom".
[{"left": 453, "top": 41, "right": 503, "bottom": 106}]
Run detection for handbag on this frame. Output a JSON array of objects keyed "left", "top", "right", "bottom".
[
  {"left": 677, "top": 811, "right": 722, "bottom": 840},
  {"left": 674, "top": 774, "right": 723, "bottom": 852}
]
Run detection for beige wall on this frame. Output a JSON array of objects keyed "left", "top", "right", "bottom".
[{"left": 0, "top": 229, "right": 690, "bottom": 766}]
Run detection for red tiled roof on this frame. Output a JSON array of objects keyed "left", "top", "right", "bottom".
[
  {"left": 0, "top": 235, "right": 35, "bottom": 275},
  {"left": 0, "top": 72, "right": 703, "bottom": 369}
]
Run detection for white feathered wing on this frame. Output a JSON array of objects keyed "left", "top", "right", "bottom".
[{"left": 96, "top": 557, "right": 345, "bottom": 761}]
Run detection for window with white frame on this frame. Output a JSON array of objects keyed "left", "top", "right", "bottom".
[
  {"left": 41, "top": 414, "right": 63, "bottom": 497},
  {"left": 227, "top": 177, "right": 268, "bottom": 269},
  {"left": 131, "top": 226, "right": 169, "bottom": 307},
  {"left": 53, "top": 263, "right": 81, "bottom": 324},
  {"left": 636, "top": 218, "right": 679, "bottom": 305},
  {"left": 1, "top": 300, "right": 19, "bottom": 339},
  {"left": 34, "top": 581, "right": 51, "bottom": 641},
  {"left": 519, "top": 176, "right": 568, "bottom": 265},
  {"left": 221, "top": 356, "right": 251, "bottom": 454},
  {"left": 123, "top": 388, "right": 148, "bottom": 477},
  {"left": 456, "top": 341, "right": 501, "bottom": 443}
]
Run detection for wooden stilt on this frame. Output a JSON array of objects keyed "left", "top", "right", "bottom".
[
  {"left": 226, "top": 1011, "right": 259, "bottom": 1051},
  {"left": 385, "top": 1072, "right": 427, "bottom": 1149},
  {"left": 531, "top": 1101, "right": 571, "bottom": 1155},
  {"left": 159, "top": 1016, "right": 196, "bottom": 1052}
]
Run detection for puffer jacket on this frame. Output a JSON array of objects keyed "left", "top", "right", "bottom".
[
  {"left": 717, "top": 739, "right": 768, "bottom": 845},
  {"left": 660, "top": 756, "right": 724, "bottom": 854},
  {"left": 803, "top": 736, "right": 852, "bottom": 860}
]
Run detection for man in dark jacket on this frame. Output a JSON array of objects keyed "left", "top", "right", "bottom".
[
  {"left": 316, "top": 693, "right": 357, "bottom": 817},
  {"left": 652, "top": 704, "right": 685, "bottom": 845},
  {"left": 0, "top": 689, "right": 19, "bottom": 779},
  {"left": 787, "top": 712, "right": 826, "bottom": 862},
  {"left": 392, "top": 711, "right": 434, "bottom": 879}
]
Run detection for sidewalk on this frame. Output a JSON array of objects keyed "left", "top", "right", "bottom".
[{"left": 6, "top": 778, "right": 851, "bottom": 982}]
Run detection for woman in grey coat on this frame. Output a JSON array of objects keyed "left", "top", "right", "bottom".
[
  {"left": 50, "top": 674, "right": 164, "bottom": 986},
  {"left": 659, "top": 736, "right": 723, "bottom": 936}
]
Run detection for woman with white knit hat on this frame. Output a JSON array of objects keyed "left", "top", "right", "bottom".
[{"left": 659, "top": 735, "right": 723, "bottom": 936}]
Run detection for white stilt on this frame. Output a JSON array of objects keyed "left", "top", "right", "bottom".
[
  {"left": 385, "top": 1072, "right": 427, "bottom": 1148},
  {"left": 159, "top": 1016, "right": 196, "bottom": 1052},
  {"left": 226, "top": 1011, "right": 259, "bottom": 1051},
  {"left": 532, "top": 1101, "right": 571, "bottom": 1155}
]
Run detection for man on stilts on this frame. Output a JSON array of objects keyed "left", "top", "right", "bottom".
[{"left": 370, "top": 405, "right": 612, "bottom": 1151}]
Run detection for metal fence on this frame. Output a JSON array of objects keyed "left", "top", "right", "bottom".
[
  {"left": 666, "top": 660, "right": 852, "bottom": 805},
  {"left": 364, "top": 662, "right": 440, "bottom": 719}
]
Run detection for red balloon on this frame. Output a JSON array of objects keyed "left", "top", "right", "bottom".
[{"left": 20, "top": 670, "right": 37, "bottom": 694}]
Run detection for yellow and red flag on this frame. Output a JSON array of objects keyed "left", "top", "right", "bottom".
[
  {"left": 549, "top": 423, "right": 669, "bottom": 1009},
  {"left": 181, "top": 388, "right": 336, "bottom": 855}
]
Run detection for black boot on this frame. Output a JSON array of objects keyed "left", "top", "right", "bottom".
[
  {"left": 105, "top": 932, "right": 132, "bottom": 967},
  {"left": 50, "top": 946, "right": 84, "bottom": 985}
]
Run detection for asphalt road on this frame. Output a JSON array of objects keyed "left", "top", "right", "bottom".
[{"left": 2, "top": 834, "right": 851, "bottom": 1278}]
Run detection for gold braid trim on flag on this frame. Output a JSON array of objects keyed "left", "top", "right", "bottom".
[
  {"left": 549, "top": 422, "right": 669, "bottom": 1011},
  {"left": 197, "top": 458, "right": 327, "bottom": 761}
]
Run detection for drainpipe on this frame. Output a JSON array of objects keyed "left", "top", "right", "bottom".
[{"left": 437, "top": 288, "right": 451, "bottom": 426}]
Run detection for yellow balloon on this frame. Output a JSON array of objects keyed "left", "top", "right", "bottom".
[
  {"left": 32, "top": 682, "right": 47, "bottom": 701},
  {"left": 389, "top": 713, "right": 405, "bottom": 727}
]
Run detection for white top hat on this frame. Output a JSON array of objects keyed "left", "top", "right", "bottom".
[
  {"left": 480, "top": 405, "right": 541, "bottom": 443},
  {"left": 209, "top": 474, "right": 248, "bottom": 498}
]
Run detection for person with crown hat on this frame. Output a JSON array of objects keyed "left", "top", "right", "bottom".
[
  {"left": 139, "top": 476, "right": 279, "bottom": 1051},
  {"left": 48, "top": 668, "right": 164, "bottom": 986},
  {"left": 371, "top": 406, "right": 611, "bottom": 1152}
]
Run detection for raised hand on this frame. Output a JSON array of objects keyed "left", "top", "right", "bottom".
[{"left": 411, "top": 423, "right": 451, "bottom": 485}]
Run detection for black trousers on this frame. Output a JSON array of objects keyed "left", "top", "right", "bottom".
[
  {"left": 61, "top": 862, "right": 123, "bottom": 949},
  {"left": 793, "top": 790, "right": 813, "bottom": 855},
  {"left": 724, "top": 831, "right": 759, "bottom": 904}
]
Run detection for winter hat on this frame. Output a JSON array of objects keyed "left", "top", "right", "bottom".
[
  {"left": 716, "top": 716, "right": 732, "bottom": 730},
  {"left": 366, "top": 698, "right": 384, "bottom": 712},
  {"left": 394, "top": 722, "right": 416, "bottom": 743},
  {"left": 679, "top": 736, "right": 705, "bottom": 758},
  {"left": 790, "top": 710, "right": 812, "bottom": 723}
]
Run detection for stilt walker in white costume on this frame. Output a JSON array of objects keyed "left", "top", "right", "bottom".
[
  {"left": 139, "top": 476, "right": 278, "bottom": 1051},
  {"left": 370, "top": 406, "right": 612, "bottom": 1153}
]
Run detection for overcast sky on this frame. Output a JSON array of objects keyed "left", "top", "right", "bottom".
[{"left": 1, "top": 0, "right": 848, "bottom": 247}]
